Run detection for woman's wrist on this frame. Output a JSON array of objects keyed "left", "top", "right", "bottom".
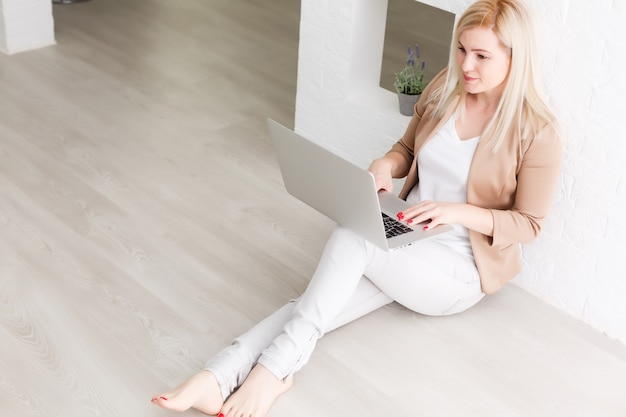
[{"left": 458, "top": 204, "right": 494, "bottom": 237}]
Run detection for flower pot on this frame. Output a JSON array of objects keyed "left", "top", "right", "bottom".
[{"left": 397, "top": 93, "right": 420, "bottom": 116}]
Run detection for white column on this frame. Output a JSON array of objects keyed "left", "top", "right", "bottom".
[{"left": 0, "top": 0, "right": 55, "bottom": 54}]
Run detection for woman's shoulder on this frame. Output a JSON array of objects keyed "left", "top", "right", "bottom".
[
  {"left": 417, "top": 68, "right": 453, "bottom": 117},
  {"left": 424, "top": 67, "right": 450, "bottom": 96},
  {"left": 526, "top": 118, "right": 562, "bottom": 147},
  {"left": 519, "top": 120, "right": 562, "bottom": 169}
]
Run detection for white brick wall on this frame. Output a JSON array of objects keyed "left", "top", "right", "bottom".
[
  {"left": 0, "top": 0, "right": 55, "bottom": 54},
  {"left": 296, "top": 0, "right": 626, "bottom": 343}
]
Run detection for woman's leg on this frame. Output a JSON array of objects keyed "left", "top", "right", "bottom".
[
  {"left": 219, "top": 228, "right": 483, "bottom": 417},
  {"left": 255, "top": 228, "right": 483, "bottom": 380},
  {"left": 154, "top": 227, "right": 484, "bottom": 417},
  {"left": 206, "top": 275, "right": 392, "bottom": 401},
  {"left": 152, "top": 227, "right": 392, "bottom": 414},
  {"left": 361, "top": 236, "right": 484, "bottom": 316}
]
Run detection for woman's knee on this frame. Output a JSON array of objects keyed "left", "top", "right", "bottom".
[
  {"left": 326, "top": 226, "right": 368, "bottom": 253},
  {"left": 329, "top": 226, "right": 361, "bottom": 241}
]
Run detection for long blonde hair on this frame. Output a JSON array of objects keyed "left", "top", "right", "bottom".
[{"left": 431, "top": 0, "right": 559, "bottom": 152}]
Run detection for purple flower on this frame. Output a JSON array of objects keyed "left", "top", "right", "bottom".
[{"left": 406, "top": 45, "right": 415, "bottom": 67}]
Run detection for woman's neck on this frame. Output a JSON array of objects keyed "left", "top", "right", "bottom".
[{"left": 465, "top": 92, "right": 501, "bottom": 117}]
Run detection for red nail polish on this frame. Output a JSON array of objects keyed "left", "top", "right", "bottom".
[
  {"left": 397, "top": 212, "right": 404, "bottom": 219},
  {"left": 423, "top": 225, "right": 429, "bottom": 230},
  {"left": 160, "top": 397, "right": 168, "bottom": 401},
  {"left": 218, "top": 413, "right": 225, "bottom": 417},
  {"left": 407, "top": 219, "right": 413, "bottom": 224}
]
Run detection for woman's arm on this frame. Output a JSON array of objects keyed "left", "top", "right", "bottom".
[
  {"left": 368, "top": 69, "right": 451, "bottom": 194},
  {"left": 401, "top": 123, "right": 561, "bottom": 240},
  {"left": 490, "top": 124, "right": 562, "bottom": 246}
]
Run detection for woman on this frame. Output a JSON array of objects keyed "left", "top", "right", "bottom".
[{"left": 152, "top": 0, "right": 562, "bottom": 416}]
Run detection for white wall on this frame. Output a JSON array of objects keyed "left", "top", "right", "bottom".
[
  {"left": 296, "top": 0, "right": 626, "bottom": 343},
  {"left": 0, "top": 0, "right": 55, "bottom": 54}
]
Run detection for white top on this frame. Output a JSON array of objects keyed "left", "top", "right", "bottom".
[{"left": 406, "top": 116, "right": 479, "bottom": 260}]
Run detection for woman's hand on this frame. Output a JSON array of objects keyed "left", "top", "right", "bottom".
[
  {"left": 398, "top": 200, "right": 495, "bottom": 236},
  {"left": 368, "top": 152, "right": 412, "bottom": 192},
  {"left": 367, "top": 158, "right": 395, "bottom": 192},
  {"left": 398, "top": 200, "right": 460, "bottom": 230}
]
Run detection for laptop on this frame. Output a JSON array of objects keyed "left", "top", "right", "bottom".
[{"left": 267, "top": 118, "right": 452, "bottom": 251}]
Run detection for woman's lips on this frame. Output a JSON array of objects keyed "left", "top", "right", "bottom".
[{"left": 463, "top": 74, "right": 477, "bottom": 82}]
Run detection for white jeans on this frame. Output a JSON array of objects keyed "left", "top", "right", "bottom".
[{"left": 204, "top": 227, "right": 484, "bottom": 400}]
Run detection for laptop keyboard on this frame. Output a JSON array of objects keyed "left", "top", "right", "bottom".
[{"left": 382, "top": 212, "right": 414, "bottom": 239}]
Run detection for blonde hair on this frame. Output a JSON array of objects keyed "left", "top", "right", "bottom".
[{"left": 431, "top": 0, "right": 559, "bottom": 152}]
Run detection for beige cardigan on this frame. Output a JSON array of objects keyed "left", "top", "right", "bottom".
[{"left": 388, "top": 70, "right": 562, "bottom": 294}]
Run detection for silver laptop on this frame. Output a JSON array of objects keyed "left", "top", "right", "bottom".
[{"left": 267, "top": 119, "right": 451, "bottom": 250}]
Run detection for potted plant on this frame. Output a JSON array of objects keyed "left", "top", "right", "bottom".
[{"left": 394, "top": 44, "right": 426, "bottom": 116}]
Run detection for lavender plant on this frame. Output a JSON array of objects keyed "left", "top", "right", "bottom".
[{"left": 393, "top": 44, "right": 426, "bottom": 95}]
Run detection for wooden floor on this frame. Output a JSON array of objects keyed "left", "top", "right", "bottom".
[{"left": 1, "top": 1, "right": 625, "bottom": 416}]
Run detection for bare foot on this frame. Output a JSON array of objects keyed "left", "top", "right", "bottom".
[
  {"left": 219, "top": 364, "right": 293, "bottom": 417},
  {"left": 151, "top": 370, "right": 224, "bottom": 415}
]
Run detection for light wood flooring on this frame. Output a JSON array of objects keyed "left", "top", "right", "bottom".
[{"left": 1, "top": 1, "right": 625, "bottom": 416}]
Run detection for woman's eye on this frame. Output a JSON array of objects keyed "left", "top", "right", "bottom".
[
  {"left": 458, "top": 47, "right": 466, "bottom": 53},
  {"left": 477, "top": 54, "right": 488, "bottom": 60}
]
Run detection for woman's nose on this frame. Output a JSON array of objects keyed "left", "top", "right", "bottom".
[{"left": 460, "top": 56, "right": 473, "bottom": 72}]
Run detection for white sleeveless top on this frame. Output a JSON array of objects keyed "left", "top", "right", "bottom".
[{"left": 405, "top": 116, "right": 479, "bottom": 260}]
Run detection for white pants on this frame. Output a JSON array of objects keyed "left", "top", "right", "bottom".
[{"left": 204, "top": 227, "right": 484, "bottom": 400}]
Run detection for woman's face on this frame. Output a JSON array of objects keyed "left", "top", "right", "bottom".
[{"left": 456, "top": 26, "right": 511, "bottom": 97}]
